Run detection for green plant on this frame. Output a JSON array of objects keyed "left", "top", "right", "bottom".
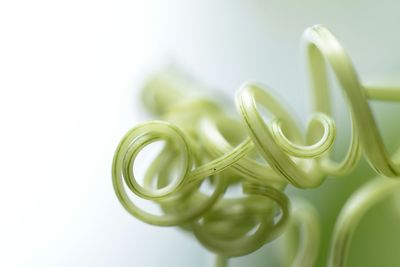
[{"left": 112, "top": 25, "right": 400, "bottom": 267}]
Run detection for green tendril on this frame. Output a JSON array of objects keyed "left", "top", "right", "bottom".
[
  {"left": 282, "top": 199, "right": 320, "bottom": 267},
  {"left": 112, "top": 24, "right": 400, "bottom": 266},
  {"left": 215, "top": 255, "right": 229, "bottom": 267},
  {"left": 327, "top": 178, "right": 400, "bottom": 267}
]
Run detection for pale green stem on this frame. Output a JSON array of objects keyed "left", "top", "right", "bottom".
[
  {"left": 215, "top": 255, "right": 228, "bottom": 267},
  {"left": 327, "top": 177, "right": 400, "bottom": 267},
  {"left": 282, "top": 199, "right": 320, "bottom": 267}
]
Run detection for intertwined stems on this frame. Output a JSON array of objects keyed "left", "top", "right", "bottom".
[{"left": 112, "top": 25, "right": 400, "bottom": 266}]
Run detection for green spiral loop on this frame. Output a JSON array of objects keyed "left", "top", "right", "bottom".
[{"left": 112, "top": 25, "right": 400, "bottom": 266}]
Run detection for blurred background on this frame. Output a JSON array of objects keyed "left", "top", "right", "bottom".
[{"left": 1, "top": 0, "right": 400, "bottom": 266}]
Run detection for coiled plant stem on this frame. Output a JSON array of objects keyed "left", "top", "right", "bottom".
[{"left": 112, "top": 25, "right": 400, "bottom": 267}]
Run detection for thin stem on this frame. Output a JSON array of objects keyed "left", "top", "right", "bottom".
[
  {"left": 327, "top": 177, "right": 400, "bottom": 267},
  {"left": 215, "top": 255, "right": 228, "bottom": 267}
]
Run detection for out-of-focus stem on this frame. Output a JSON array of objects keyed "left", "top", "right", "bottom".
[
  {"left": 215, "top": 255, "right": 228, "bottom": 267},
  {"left": 282, "top": 199, "right": 320, "bottom": 267},
  {"left": 327, "top": 177, "right": 400, "bottom": 267}
]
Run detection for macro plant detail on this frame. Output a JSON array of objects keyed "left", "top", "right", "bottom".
[{"left": 112, "top": 25, "right": 400, "bottom": 267}]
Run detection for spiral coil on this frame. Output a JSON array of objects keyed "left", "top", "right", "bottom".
[{"left": 112, "top": 25, "right": 400, "bottom": 266}]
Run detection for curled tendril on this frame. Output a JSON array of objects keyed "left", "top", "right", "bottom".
[
  {"left": 112, "top": 24, "right": 400, "bottom": 266},
  {"left": 328, "top": 178, "right": 400, "bottom": 267},
  {"left": 281, "top": 198, "right": 320, "bottom": 267}
]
